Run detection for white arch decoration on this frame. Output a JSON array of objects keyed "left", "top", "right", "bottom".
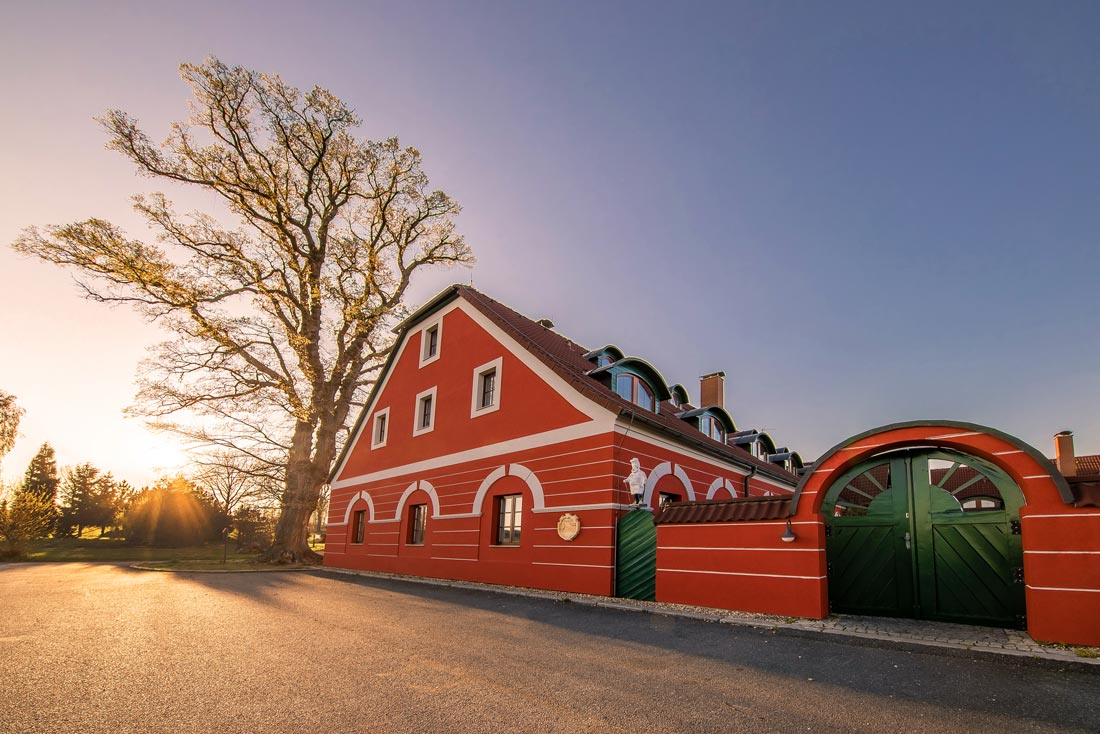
[
  {"left": 470, "top": 463, "right": 546, "bottom": 516},
  {"left": 394, "top": 480, "right": 443, "bottom": 520},
  {"left": 706, "top": 477, "right": 738, "bottom": 500},
  {"left": 337, "top": 490, "right": 375, "bottom": 525},
  {"left": 643, "top": 461, "right": 696, "bottom": 507}
]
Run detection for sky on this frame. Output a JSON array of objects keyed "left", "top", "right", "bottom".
[{"left": 1, "top": 1, "right": 1098, "bottom": 486}]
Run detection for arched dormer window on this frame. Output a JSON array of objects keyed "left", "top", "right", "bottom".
[
  {"left": 615, "top": 373, "right": 654, "bottom": 410},
  {"left": 699, "top": 415, "right": 726, "bottom": 442},
  {"left": 668, "top": 384, "right": 690, "bottom": 409},
  {"left": 729, "top": 429, "right": 776, "bottom": 460},
  {"left": 677, "top": 407, "right": 736, "bottom": 443},
  {"left": 583, "top": 344, "right": 625, "bottom": 368},
  {"left": 587, "top": 356, "right": 672, "bottom": 414}
]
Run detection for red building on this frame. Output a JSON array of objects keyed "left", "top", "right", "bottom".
[
  {"left": 326, "top": 286, "right": 1100, "bottom": 646},
  {"left": 325, "top": 284, "right": 800, "bottom": 594}
]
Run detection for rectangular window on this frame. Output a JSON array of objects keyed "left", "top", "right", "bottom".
[
  {"left": 371, "top": 408, "right": 389, "bottom": 449},
  {"left": 408, "top": 504, "right": 427, "bottom": 545},
  {"left": 420, "top": 395, "right": 433, "bottom": 428},
  {"left": 419, "top": 318, "right": 443, "bottom": 367},
  {"left": 480, "top": 369, "right": 496, "bottom": 408},
  {"left": 496, "top": 494, "right": 522, "bottom": 545},
  {"left": 470, "top": 357, "right": 503, "bottom": 417},
  {"left": 413, "top": 386, "right": 437, "bottom": 436},
  {"left": 351, "top": 509, "right": 366, "bottom": 544}
]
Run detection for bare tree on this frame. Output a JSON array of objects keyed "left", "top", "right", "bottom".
[
  {"left": 14, "top": 58, "right": 473, "bottom": 562},
  {"left": 193, "top": 450, "right": 271, "bottom": 516},
  {"left": 0, "top": 392, "right": 23, "bottom": 463}
]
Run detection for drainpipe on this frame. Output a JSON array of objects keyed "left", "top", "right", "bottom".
[{"left": 742, "top": 465, "right": 758, "bottom": 498}]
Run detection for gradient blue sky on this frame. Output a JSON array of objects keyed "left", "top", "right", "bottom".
[{"left": 2, "top": 1, "right": 1098, "bottom": 484}]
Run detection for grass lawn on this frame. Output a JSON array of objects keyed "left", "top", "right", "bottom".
[{"left": 13, "top": 536, "right": 325, "bottom": 563}]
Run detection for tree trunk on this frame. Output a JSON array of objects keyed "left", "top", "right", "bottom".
[{"left": 258, "top": 422, "right": 325, "bottom": 564}]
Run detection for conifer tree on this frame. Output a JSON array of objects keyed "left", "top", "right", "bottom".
[{"left": 22, "top": 443, "right": 60, "bottom": 503}]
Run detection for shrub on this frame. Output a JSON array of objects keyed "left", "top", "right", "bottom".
[
  {"left": 233, "top": 506, "right": 275, "bottom": 552},
  {"left": 124, "top": 485, "right": 225, "bottom": 547}
]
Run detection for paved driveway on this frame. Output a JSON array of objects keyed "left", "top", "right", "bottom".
[{"left": 1, "top": 564, "right": 1097, "bottom": 733}]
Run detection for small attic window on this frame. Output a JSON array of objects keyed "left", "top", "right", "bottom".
[
  {"left": 752, "top": 441, "right": 767, "bottom": 460},
  {"left": 597, "top": 354, "right": 614, "bottom": 368}
]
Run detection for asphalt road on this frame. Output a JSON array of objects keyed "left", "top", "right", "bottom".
[{"left": 1, "top": 564, "right": 1097, "bottom": 734}]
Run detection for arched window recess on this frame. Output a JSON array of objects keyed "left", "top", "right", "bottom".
[
  {"left": 768, "top": 449, "right": 804, "bottom": 474},
  {"left": 668, "top": 384, "right": 691, "bottom": 409}
]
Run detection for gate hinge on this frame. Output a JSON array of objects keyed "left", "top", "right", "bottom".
[
  {"left": 827, "top": 562, "right": 833, "bottom": 575},
  {"left": 1010, "top": 519, "right": 1021, "bottom": 535},
  {"left": 1013, "top": 567, "right": 1024, "bottom": 584},
  {"left": 824, "top": 525, "right": 832, "bottom": 537}
]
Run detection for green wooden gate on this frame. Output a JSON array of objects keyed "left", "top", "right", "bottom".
[
  {"left": 615, "top": 509, "right": 656, "bottom": 601},
  {"left": 822, "top": 449, "right": 1025, "bottom": 628}
]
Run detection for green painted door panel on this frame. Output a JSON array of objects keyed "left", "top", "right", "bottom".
[
  {"left": 616, "top": 509, "right": 656, "bottom": 601},
  {"left": 823, "top": 449, "right": 1025, "bottom": 628}
]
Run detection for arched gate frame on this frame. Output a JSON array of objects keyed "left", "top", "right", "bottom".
[{"left": 790, "top": 421, "right": 1099, "bottom": 646}]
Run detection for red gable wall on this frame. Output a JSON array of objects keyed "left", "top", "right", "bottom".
[{"left": 336, "top": 304, "right": 595, "bottom": 481}]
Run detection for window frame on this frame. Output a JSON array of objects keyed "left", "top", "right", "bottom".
[
  {"left": 614, "top": 372, "right": 655, "bottom": 412},
  {"left": 470, "top": 357, "right": 504, "bottom": 417},
  {"left": 370, "top": 407, "right": 390, "bottom": 449},
  {"left": 495, "top": 493, "right": 523, "bottom": 546},
  {"left": 418, "top": 317, "right": 443, "bottom": 368},
  {"left": 407, "top": 503, "right": 427, "bottom": 545},
  {"left": 351, "top": 509, "right": 366, "bottom": 545},
  {"left": 412, "top": 386, "right": 438, "bottom": 436},
  {"left": 698, "top": 415, "right": 726, "bottom": 443}
]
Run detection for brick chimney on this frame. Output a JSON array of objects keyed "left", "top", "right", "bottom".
[
  {"left": 1054, "top": 431, "right": 1076, "bottom": 477},
  {"left": 700, "top": 371, "right": 725, "bottom": 408}
]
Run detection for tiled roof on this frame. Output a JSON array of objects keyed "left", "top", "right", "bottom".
[
  {"left": 655, "top": 496, "right": 793, "bottom": 524},
  {"left": 1075, "top": 454, "right": 1100, "bottom": 476},
  {"left": 455, "top": 286, "right": 798, "bottom": 485}
]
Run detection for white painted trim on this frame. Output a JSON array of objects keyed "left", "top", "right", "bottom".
[
  {"left": 412, "top": 385, "right": 438, "bottom": 437},
  {"left": 470, "top": 356, "right": 503, "bottom": 418},
  {"left": 431, "top": 556, "right": 478, "bottom": 562},
  {"left": 536, "top": 525, "right": 615, "bottom": 531},
  {"left": 1026, "top": 585, "right": 1100, "bottom": 594},
  {"left": 659, "top": 568, "right": 826, "bottom": 580},
  {"left": 370, "top": 407, "right": 390, "bottom": 450},
  {"left": 535, "top": 502, "right": 634, "bottom": 513},
  {"left": 532, "top": 562, "right": 614, "bottom": 569},
  {"left": 706, "top": 477, "right": 738, "bottom": 500},
  {"left": 1024, "top": 550, "right": 1100, "bottom": 555},
  {"left": 617, "top": 423, "right": 796, "bottom": 492},
  {"left": 993, "top": 450, "right": 1025, "bottom": 456},
  {"left": 641, "top": 461, "right": 696, "bottom": 506},
  {"left": 467, "top": 463, "right": 548, "bottom": 518},
  {"left": 929, "top": 431, "right": 983, "bottom": 439},
  {"left": 534, "top": 544, "right": 615, "bottom": 549},
  {"left": 1024, "top": 513, "right": 1100, "bottom": 519},
  {"left": 333, "top": 420, "right": 614, "bottom": 489},
  {"left": 394, "top": 480, "right": 443, "bottom": 521},
  {"left": 331, "top": 490, "right": 375, "bottom": 526},
  {"left": 664, "top": 520, "right": 820, "bottom": 528},
  {"left": 418, "top": 315, "right": 443, "bottom": 368}
]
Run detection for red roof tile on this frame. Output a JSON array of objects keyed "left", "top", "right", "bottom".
[
  {"left": 455, "top": 286, "right": 798, "bottom": 485},
  {"left": 1075, "top": 454, "right": 1100, "bottom": 476},
  {"left": 655, "top": 496, "right": 793, "bottom": 524}
]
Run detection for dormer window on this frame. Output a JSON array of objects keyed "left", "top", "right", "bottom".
[
  {"left": 698, "top": 415, "right": 726, "bottom": 442},
  {"left": 752, "top": 441, "right": 767, "bottom": 460},
  {"left": 615, "top": 373, "right": 654, "bottom": 411}
]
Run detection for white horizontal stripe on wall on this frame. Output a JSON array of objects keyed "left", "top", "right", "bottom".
[
  {"left": 431, "top": 556, "right": 478, "bottom": 562},
  {"left": 533, "top": 544, "right": 614, "bottom": 549},
  {"left": 532, "top": 562, "right": 613, "bottom": 569},
  {"left": 1024, "top": 550, "right": 1100, "bottom": 555},
  {"left": 434, "top": 544, "right": 479, "bottom": 548},
  {"left": 1024, "top": 513, "right": 1100, "bottom": 519},
  {"left": 1026, "top": 585, "right": 1100, "bottom": 594},
  {"left": 535, "top": 525, "right": 615, "bottom": 531},
  {"left": 660, "top": 568, "right": 826, "bottom": 580}
]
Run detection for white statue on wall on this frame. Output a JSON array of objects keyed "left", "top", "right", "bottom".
[{"left": 624, "top": 458, "right": 647, "bottom": 506}]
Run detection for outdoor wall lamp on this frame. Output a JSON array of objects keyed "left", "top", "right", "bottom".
[{"left": 780, "top": 518, "right": 796, "bottom": 543}]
